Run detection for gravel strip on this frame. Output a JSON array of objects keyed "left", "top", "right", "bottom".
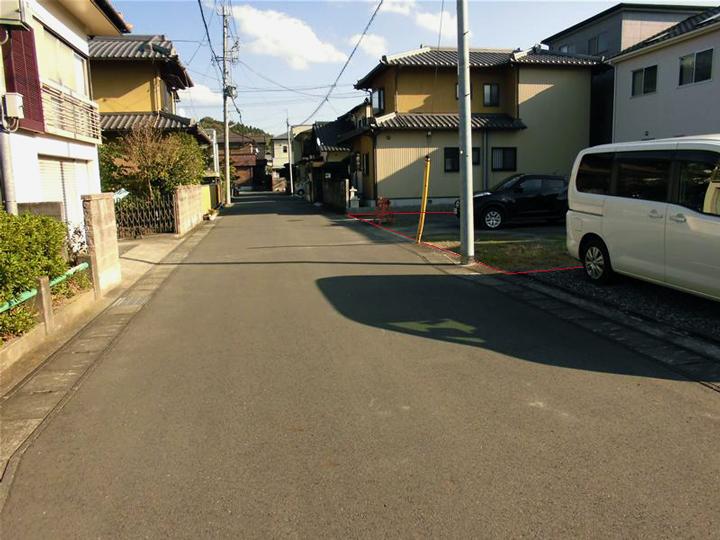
[{"left": 531, "top": 268, "right": 720, "bottom": 344}]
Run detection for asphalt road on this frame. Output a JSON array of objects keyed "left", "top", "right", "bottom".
[{"left": 2, "top": 193, "right": 719, "bottom": 537}]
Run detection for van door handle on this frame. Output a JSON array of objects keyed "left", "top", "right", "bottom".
[
  {"left": 648, "top": 210, "right": 664, "bottom": 219},
  {"left": 669, "top": 213, "right": 687, "bottom": 223}
]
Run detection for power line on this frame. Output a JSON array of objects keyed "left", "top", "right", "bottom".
[{"left": 300, "top": 0, "right": 384, "bottom": 124}]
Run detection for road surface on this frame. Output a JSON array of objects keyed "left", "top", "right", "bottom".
[{"left": 2, "top": 193, "right": 719, "bottom": 537}]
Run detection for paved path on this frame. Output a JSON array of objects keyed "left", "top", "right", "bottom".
[{"left": 2, "top": 193, "right": 719, "bottom": 537}]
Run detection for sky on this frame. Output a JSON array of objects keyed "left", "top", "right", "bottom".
[{"left": 112, "top": 0, "right": 714, "bottom": 136}]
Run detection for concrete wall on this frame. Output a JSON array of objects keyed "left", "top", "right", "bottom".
[
  {"left": 18, "top": 201, "right": 66, "bottom": 222},
  {"left": 620, "top": 11, "right": 704, "bottom": 51},
  {"left": 200, "top": 184, "right": 219, "bottom": 213},
  {"left": 91, "top": 62, "right": 163, "bottom": 113},
  {"left": 82, "top": 193, "right": 121, "bottom": 294},
  {"left": 613, "top": 30, "right": 720, "bottom": 142},
  {"left": 173, "top": 185, "right": 204, "bottom": 236}
]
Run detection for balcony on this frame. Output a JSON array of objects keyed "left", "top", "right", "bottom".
[{"left": 41, "top": 82, "right": 101, "bottom": 144}]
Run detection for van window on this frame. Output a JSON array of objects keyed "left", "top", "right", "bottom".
[
  {"left": 615, "top": 152, "right": 671, "bottom": 202},
  {"left": 676, "top": 150, "right": 720, "bottom": 217},
  {"left": 576, "top": 153, "right": 612, "bottom": 194}
]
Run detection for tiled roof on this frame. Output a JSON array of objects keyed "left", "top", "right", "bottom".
[
  {"left": 356, "top": 46, "right": 601, "bottom": 88},
  {"left": 512, "top": 49, "right": 600, "bottom": 65},
  {"left": 375, "top": 113, "right": 526, "bottom": 131},
  {"left": 89, "top": 35, "right": 192, "bottom": 89},
  {"left": 100, "top": 112, "right": 211, "bottom": 144},
  {"left": 95, "top": 0, "right": 132, "bottom": 33},
  {"left": 385, "top": 47, "right": 514, "bottom": 67},
  {"left": 612, "top": 6, "right": 720, "bottom": 60},
  {"left": 314, "top": 119, "right": 353, "bottom": 152}
]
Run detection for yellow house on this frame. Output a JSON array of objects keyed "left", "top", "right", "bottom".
[
  {"left": 88, "top": 34, "right": 209, "bottom": 144},
  {"left": 344, "top": 46, "right": 600, "bottom": 205}
]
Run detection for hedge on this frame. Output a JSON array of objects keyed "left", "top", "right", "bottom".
[{"left": 0, "top": 212, "right": 69, "bottom": 341}]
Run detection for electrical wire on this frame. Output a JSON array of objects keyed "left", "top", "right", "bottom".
[{"left": 300, "top": 0, "right": 385, "bottom": 125}]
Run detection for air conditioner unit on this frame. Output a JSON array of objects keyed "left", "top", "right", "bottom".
[{"left": 1, "top": 0, "right": 31, "bottom": 29}]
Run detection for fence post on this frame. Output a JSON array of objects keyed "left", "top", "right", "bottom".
[
  {"left": 83, "top": 194, "right": 122, "bottom": 296},
  {"left": 36, "top": 276, "right": 54, "bottom": 335}
]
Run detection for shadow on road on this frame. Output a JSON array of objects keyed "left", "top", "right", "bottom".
[{"left": 316, "top": 273, "right": 707, "bottom": 382}]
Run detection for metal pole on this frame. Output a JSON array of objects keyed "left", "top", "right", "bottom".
[
  {"left": 457, "top": 0, "right": 474, "bottom": 264},
  {"left": 222, "top": 5, "right": 232, "bottom": 205},
  {"left": 286, "top": 117, "right": 294, "bottom": 195},
  {"left": 0, "top": 131, "right": 18, "bottom": 214}
]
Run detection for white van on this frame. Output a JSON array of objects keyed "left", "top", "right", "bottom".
[{"left": 567, "top": 134, "right": 720, "bottom": 302}]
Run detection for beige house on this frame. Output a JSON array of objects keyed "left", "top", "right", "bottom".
[
  {"left": 343, "top": 46, "right": 601, "bottom": 206},
  {"left": 610, "top": 7, "right": 720, "bottom": 142}
]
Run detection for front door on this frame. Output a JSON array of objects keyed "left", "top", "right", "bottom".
[
  {"left": 665, "top": 150, "right": 720, "bottom": 299},
  {"left": 603, "top": 151, "right": 672, "bottom": 282}
]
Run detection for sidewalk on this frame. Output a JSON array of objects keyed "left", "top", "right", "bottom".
[{"left": 0, "top": 225, "right": 213, "bottom": 485}]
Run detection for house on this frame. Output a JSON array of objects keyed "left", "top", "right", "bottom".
[
  {"left": 0, "top": 0, "right": 130, "bottom": 224},
  {"left": 297, "top": 118, "right": 353, "bottom": 202},
  {"left": 216, "top": 131, "right": 267, "bottom": 190},
  {"left": 542, "top": 3, "right": 707, "bottom": 144},
  {"left": 271, "top": 125, "right": 312, "bottom": 192},
  {"left": 610, "top": 6, "right": 720, "bottom": 142},
  {"left": 88, "top": 34, "right": 210, "bottom": 145},
  {"left": 342, "top": 46, "right": 600, "bottom": 206}
]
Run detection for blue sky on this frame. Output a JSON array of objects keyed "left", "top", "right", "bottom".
[{"left": 113, "top": 1, "right": 711, "bottom": 135}]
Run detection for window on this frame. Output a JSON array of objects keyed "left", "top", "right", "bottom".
[
  {"left": 615, "top": 152, "right": 671, "bottom": 202},
  {"left": 282, "top": 145, "right": 288, "bottom": 153},
  {"left": 445, "top": 147, "right": 481, "bottom": 171},
  {"left": 491, "top": 148, "right": 517, "bottom": 171},
  {"left": 37, "top": 26, "right": 89, "bottom": 96},
  {"left": 588, "top": 31, "right": 609, "bottom": 55},
  {"left": 559, "top": 45, "right": 569, "bottom": 53},
  {"left": 576, "top": 153, "right": 612, "bottom": 194},
  {"left": 444, "top": 147, "right": 460, "bottom": 172},
  {"left": 371, "top": 88, "right": 385, "bottom": 114},
  {"left": 679, "top": 49, "right": 713, "bottom": 85},
  {"left": 362, "top": 153, "right": 370, "bottom": 175},
  {"left": 676, "top": 150, "right": 720, "bottom": 216},
  {"left": 483, "top": 83, "right": 499, "bottom": 107},
  {"left": 518, "top": 178, "right": 542, "bottom": 193},
  {"left": 632, "top": 65, "right": 657, "bottom": 96},
  {"left": 542, "top": 178, "right": 566, "bottom": 194}
]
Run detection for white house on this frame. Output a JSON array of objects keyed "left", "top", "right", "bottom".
[
  {"left": 610, "top": 6, "right": 720, "bottom": 142},
  {"left": 0, "top": 0, "right": 130, "bottom": 227}
]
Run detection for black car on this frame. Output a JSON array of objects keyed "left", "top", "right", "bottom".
[{"left": 454, "top": 174, "right": 568, "bottom": 230}]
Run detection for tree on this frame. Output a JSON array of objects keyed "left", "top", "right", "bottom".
[
  {"left": 99, "top": 126, "right": 207, "bottom": 198},
  {"left": 198, "top": 116, "right": 270, "bottom": 139}
]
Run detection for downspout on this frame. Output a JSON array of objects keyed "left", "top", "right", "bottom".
[
  {"left": 483, "top": 130, "right": 489, "bottom": 191},
  {"left": 1, "top": 130, "right": 17, "bottom": 214}
]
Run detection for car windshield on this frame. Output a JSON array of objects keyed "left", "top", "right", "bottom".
[{"left": 488, "top": 174, "right": 523, "bottom": 193}]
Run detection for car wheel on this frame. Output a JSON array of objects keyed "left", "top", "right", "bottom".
[
  {"left": 297, "top": 188, "right": 305, "bottom": 197},
  {"left": 581, "top": 238, "right": 613, "bottom": 284},
  {"left": 480, "top": 207, "right": 504, "bottom": 230}
]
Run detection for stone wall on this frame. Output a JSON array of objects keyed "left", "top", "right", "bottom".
[
  {"left": 174, "top": 184, "right": 204, "bottom": 236},
  {"left": 321, "top": 178, "right": 349, "bottom": 211},
  {"left": 82, "top": 194, "right": 121, "bottom": 294}
]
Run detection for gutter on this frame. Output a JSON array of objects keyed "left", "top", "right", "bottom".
[{"left": 92, "top": 0, "right": 132, "bottom": 33}]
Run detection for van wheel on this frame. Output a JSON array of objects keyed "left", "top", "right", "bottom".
[
  {"left": 480, "top": 207, "right": 504, "bottom": 230},
  {"left": 581, "top": 238, "right": 613, "bottom": 284}
]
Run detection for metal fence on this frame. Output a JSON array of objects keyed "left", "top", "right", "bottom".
[{"left": 114, "top": 194, "right": 175, "bottom": 239}]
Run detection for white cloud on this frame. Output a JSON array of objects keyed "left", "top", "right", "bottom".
[
  {"left": 177, "top": 83, "right": 223, "bottom": 108},
  {"left": 232, "top": 5, "right": 346, "bottom": 70},
  {"left": 379, "top": 0, "right": 416, "bottom": 15},
  {"left": 414, "top": 10, "right": 457, "bottom": 41},
  {"left": 349, "top": 33, "right": 387, "bottom": 57}
]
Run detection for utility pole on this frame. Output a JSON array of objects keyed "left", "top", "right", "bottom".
[
  {"left": 456, "top": 0, "right": 474, "bottom": 264},
  {"left": 286, "top": 116, "right": 294, "bottom": 195},
  {"left": 222, "top": 4, "right": 232, "bottom": 206}
]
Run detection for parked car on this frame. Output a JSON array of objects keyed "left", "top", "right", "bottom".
[
  {"left": 455, "top": 174, "right": 568, "bottom": 229},
  {"left": 567, "top": 134, "right": 720, "bottom": 301}
]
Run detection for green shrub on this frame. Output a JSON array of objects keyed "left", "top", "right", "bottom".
[
  {"left": 0, "top": 211, "right": 68, "bottom": 305},
  {"left": 52, "top": 269, "right": 92, "bottom": 303},
  {"left": 0, "top": 305, "right": 36, "bottom": 344}
]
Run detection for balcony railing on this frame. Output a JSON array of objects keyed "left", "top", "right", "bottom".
[{"left": 41, "top": 83, "right": 101, "bottom": 144}]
